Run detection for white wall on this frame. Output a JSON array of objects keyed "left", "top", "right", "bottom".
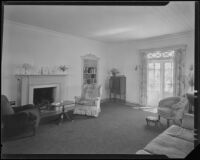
[
  {"left": 2, "top": 20, "right": 109, "bottom": 102},
  {"left": 106, "top": 31, "right": 194, "bottom": 104},
  {"left": 2, "top": 19, "right": 194, "bottom": 105}
]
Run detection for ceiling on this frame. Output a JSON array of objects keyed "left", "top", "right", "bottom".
[{"left": 4, "top": 2, "right": 195, "bottom": 42}]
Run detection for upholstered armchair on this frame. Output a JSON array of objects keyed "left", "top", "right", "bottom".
[
  {"left": 73, "top": 84, "right": 102, "bottom": 117},
  {"left": 157, "top": 96, "right": 188, "bottom": 127},
  {"left": 1, "top": 95, "right": 40, "bottom": 139}
]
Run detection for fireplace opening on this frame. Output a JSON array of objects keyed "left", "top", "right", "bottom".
[{"left": 33, "top": 87, "right": 56, "bottom": 110}]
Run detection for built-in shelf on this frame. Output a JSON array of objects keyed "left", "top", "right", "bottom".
[{"left": 81, "top": 54, "right": 99, "bottom": 85}]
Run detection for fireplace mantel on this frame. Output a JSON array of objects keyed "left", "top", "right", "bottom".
[
  {"left": 16, "top": 74, "right": 68, "bottom": 105},
  {"left": 16, "top": 74, "right": 67, "bottom": 77}
]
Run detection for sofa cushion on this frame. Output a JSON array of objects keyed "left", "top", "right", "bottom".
[
  {"left": 144, "top": 132, "right": 194, "bottom": 158},
  {"left": 165, "top": 125, "right": 195, "bottom": 143}
]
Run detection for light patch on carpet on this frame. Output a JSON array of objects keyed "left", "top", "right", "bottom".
[{"left": 132, "top": 106, "right": 158, "bottom": 113}]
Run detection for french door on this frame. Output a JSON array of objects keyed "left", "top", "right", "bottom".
[{"left": 147, "top": 59, "right": 174, "bottom": 107}]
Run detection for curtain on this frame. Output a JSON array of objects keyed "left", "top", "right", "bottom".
[
  {"left": 173, "top": 47, "right": 187, "bottom": 96},
  {"left": 139, "top": 52, "right": 147, "bottom": 106}
]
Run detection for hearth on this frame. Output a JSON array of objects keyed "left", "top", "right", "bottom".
[{"left": 33, "top": 87, "right": 56, "bottom": 109}]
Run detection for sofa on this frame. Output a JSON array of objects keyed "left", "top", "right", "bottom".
[
  {"left": 1, "top": 95, "right": 40, "bottom": 139},
  {"left": 136, "top": 113, "right": 195, "bottom": 158}
]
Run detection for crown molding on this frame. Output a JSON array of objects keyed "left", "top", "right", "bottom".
[
  {"left": 4, "top": 19, "right": 104, "bottom": 44},
  {"left": 4, "top": 19, "right": 194, "bottom": 45},
  {"left": 136, "top": 30, "right": 194, "bottom": 44},
  {"left": 81, "top": 53, "right": 100, "bottom": 60}
]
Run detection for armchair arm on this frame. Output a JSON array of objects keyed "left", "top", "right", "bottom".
[
  {"left": 158, "top": 97, "right": 181, "bottom": 108},
  {"left": 75, "top": 96, "right": 81, "bottom": 104},
  {"left": 171, "top": 98, "right": 188, "bottom": 110},
  {"left": 94, "top": 97, "right": 101, "bottom": 106}
]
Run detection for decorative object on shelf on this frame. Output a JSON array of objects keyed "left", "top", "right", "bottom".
[
  {"left": 41, "top": 66, "right": 49, "bottom": 75},
  {"left": 110, "top": 68, "right": 120, "bottom": 76},
  {"left": 50, "top": 66, "right": 57, "bottom": 74},
  {"left": 22, "top": 63, "right": 32, "bottom": 74},
  {"left": 58, "top": 65, "right": 68, "bottom": 73}
]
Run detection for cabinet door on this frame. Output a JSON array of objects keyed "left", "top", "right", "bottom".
[
  {"left": 109, "top": 77, "right": 114, "bottom": 91},
  {"left": 120, "top": 76, "right": 126, "bottom": 94},
  {"left": 114, "top": 77, "right": 120, "bottom": 94}
]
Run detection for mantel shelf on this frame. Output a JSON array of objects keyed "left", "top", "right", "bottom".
[{"left": 15, "top": 74, "right": 68, "bottom": 77}]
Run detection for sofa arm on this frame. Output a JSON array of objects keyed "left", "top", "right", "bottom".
[{"left": 181, "top": 113, "right": 194, "bottom": 130}]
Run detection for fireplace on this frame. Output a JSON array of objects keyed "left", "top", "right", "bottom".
[
  {"left": 33, "top": 87, "right": 56, "bottom": 106},
  {"left": 16, "top": 75, "right": 68, "bottom": 106},
  {"left": 29, "top": 84, "right": 60, "bottom": 105}
]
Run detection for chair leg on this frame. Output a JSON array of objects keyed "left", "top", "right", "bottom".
[
  {"left": 158, "top": 115, "right": 160, "bottom": 121},
  {"left": 32, "top": 127, "right": 36, "bottom": 136},
  {"left": 167, "top": 119, "right": 170, "bottom": 127},
  {"left": 180, "top": 119, "right": 182, "bottom": 125}
]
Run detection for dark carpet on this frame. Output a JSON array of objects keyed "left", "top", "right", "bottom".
[{"left": 2, "top": 102, "right": 168, "bottom": 154}]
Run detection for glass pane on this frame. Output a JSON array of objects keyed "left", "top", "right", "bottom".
[
  {"left": 148, "top": 63, "right": 154, "bottom": 69},
  {"left": 147, "top": 62, "right": 161, "bottom": 107},
  {"left": 155, "top": 63, "right": 160, "bottom": 69}
]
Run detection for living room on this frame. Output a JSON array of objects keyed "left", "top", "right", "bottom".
[{"left": 1, "top": 1, "right": 198, "bottom": 158}]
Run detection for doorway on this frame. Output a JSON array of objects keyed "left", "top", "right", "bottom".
[{"left": 147, "top": 59, "right": 174, "bottom": 107}]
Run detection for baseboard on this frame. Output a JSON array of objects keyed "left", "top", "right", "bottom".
[
  {"left": 100, "top": 99, "right": 143, "bottom": 108},
  {"left": 125, "top": 101, "right": 143, "bottom": 107}
]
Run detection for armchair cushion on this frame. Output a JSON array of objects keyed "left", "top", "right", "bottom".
[{"left": 77, "top": 99, "right": 96, "bottom": 106}]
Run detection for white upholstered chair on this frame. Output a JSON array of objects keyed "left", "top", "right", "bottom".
[
  {"left": 157, "top": 96, "right": 189, "bottom": 127},
  {"left": 73, "top": 84, "right": 102, "bottom": 117}
]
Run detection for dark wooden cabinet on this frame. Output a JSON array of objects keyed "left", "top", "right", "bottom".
[{"left": 109, "top": 76, "right": 126, "bottom": 102}]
